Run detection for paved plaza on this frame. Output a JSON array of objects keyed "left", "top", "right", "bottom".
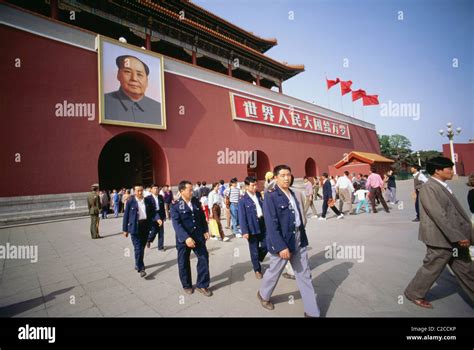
[{"left": 0, "top": 179, "right": 472, "bottom": 317}]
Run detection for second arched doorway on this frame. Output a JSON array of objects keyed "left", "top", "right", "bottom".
[
  {"left": 305, "top": 157, "right": 317, "bottom": 177},
  {"left": 247, "top": 150, "right": 271, "bottom": 181}
]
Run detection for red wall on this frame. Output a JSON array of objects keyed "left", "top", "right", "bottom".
[
  {"left": 0, "top": 24, "right": 381, "bottom": 197},
  {"left": 442, "top": 143, "right": 474, "bottom": 176}
]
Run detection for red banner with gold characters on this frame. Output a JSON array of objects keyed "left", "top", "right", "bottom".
[{"left": 230, "top": 92, "right": 351, "bottom": 140}]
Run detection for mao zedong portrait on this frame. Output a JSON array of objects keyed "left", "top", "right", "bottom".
[{"left": 104, "top": 55, "right": 162, "bottom": 125}]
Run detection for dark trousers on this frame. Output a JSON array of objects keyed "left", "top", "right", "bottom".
[
  {"left": 405, "top": 245, "right": 474, "bottom": 303},
  {"left": 151, "top": 221, "right": 165, "bottom": 250},
  {"left": 131, "top": 220, "right": 149, "bottom": 272},
  {"left": 415, "top": 189, "right": 420, "bottom": 219},
  {"left": 90, "top": 215, "right": 99, "bottom": 238},
  {"left": 369, "top": 187, "right": 390, "bottom": 212},
  {"left": 322, "top": 199, "right": 342, "bottom": 218},
  {"left": 177, "top": 240, "right": 210, "bottom": 289},
  {"left": 101, "top": 206, "right": 108, "bottom": 219},
  {"left": 247, "top": 218, "right": 268, "bottom": 272}
]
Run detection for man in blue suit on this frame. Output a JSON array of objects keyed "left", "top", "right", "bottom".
[
  {"left": 239, "top": 176, "right": 267, "bottom": 279},
  {"left": 146, "top": 184, "right": 166, "bottom": 251},
  {"left": 171, "top": 180, "right": 212, "bottom": 297},
  {"left": 123, "top": 185, "right": 154, "bottom": 278},
  {"left": 257, "top": 165, "right": 320, "bottom": 317}
]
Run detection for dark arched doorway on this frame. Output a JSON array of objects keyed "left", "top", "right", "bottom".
[
  {"left": 247, "top": 150, "right": 271, "bottom": 181},
  {"left": 98, "top": 132, "right": 167, "bottom": 190},
  {"left": 305, "top": 157, "right": 317, "bottom": 177}
]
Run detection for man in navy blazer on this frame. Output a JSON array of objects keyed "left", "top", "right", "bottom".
[
  {"left": 319, "top": 173, "right": 343, "bottom": 220},
  {"left": 257, "top": 165, "right": 320, "bottom": 317},
  {"left": 145, "top": 184, "right": 167, "bottom": 251},
  {"left": 122, "top": 185, "right": 154, "bottom": 278},
  {"left": 171, "top": 180, "right": 212, "bottom": 297},
  {"left": 238, "top": 176, "right": 267, "bottom": 279}
]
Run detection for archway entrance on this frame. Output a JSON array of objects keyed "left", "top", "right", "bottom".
[
  {"left": 98, "top": 132, "right": 167, "bottom": 190},
  {"left": 247, "top": 150, "right": 271, "bottom": 193},
  {"left": 305, "top": 157, "right": 317, "bottom": 177}
]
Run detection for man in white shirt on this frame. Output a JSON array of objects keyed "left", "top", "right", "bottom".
[
  {"left": 411, "top": 165, "right": 429, "bottom": 222},
  {"left": 123, "top": 185, "right": 154, "bottom": 277},
  {"left": 336, "top": 171, "right": 355, "bottom": 214},
  {"left": 146, "top": 185, "right": 166, "bottom": 251},
  {"left": 238, "top": 176, "right": 268, "bottom": 279}
]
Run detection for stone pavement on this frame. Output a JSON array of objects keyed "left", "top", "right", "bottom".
[{"left": 0, "top": 179, "right": 473, "bottom": 317}]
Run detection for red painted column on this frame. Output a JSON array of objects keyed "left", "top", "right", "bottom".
[
  {"left": 278, "top": 79, "right": 283, "bottom": 93},
  {"left": 228, "top": 63, "right": 232, "bottom": 77},
  {"left": 50, "top": 0, "right": 59, "bottom": 19},
  {"left": 192, "top": 51, "right": 197, "bottom": 65},
  {"left": 145, "top": 33, "right": 151, "bottom": 50}
]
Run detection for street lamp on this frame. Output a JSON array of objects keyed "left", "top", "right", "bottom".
[
  {"left": 416, "top": 151, "right": 421, "bottom": 167},
  {"left": 439, "top": 122, "right": 462, "bottom": 175}
]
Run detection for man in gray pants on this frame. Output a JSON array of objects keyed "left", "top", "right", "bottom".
[{"left": 257, "top": 164, "right": 320, "bottom": 317}]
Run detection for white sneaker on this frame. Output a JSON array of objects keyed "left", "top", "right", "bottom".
[
  {"left": 318, "top": 217, "right": 327, "bottom": 221},
  {"left": 223, "top": 237, "right": 230, "bottom": 242},
  {"left": 210, "top": 236, "right": 218, "bottom": 240},
  {"left": 311, "top": 215, "right": 318, "bottom": 219},
  {"left": 337, "top": 214, "right": 344, "bottom": 219},
  {"left": 236, "top": 234, "right": 242, "bottom": 238}
]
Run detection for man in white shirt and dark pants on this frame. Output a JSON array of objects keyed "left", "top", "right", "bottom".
[
  {"left": 336, "top": 171, "right": 355, "bottom": 214},
  {"left": 123, "top": 185, "right": 154, "bottom": 277},
  {"left": 239, "top": 176, "right": 268, "bottom": 279}
]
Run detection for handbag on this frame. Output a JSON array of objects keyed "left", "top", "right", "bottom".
[{"left": 208, "top": 219, "right": 220, "bottom": 238}]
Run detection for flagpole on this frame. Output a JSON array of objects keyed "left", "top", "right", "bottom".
[
  {"left": 340, "top": 92, "right": 343, "bottom": 114},
  {"left": 352, "top": 99, "right": 355, "bottom": 118},
  {"left": 325, "top": 73, "right": 330, "bottom": 109}
]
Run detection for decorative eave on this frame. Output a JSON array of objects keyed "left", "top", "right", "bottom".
[
  {"left": 181, "top": 0, "right": 278, "bottom": 51},
  {"left": 334, "top": 151, "right": 395, "bottom": 169}
]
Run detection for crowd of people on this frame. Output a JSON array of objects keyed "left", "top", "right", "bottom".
[{"left": 86, "top": 157, "right": 474, "bottom": 315}]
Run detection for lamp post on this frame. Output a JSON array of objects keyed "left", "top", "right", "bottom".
[
  {"left": 416, "top": 151, "right": 421, "bottom": 167},
  {"left": 439, "top": 122, "right": 462, "bottom": 175}
]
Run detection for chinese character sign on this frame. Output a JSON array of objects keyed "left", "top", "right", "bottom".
[{"left": 230, "top": 92, "right": 350, "bottom": 139}]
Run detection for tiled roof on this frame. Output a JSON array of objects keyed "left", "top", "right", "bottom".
[{"left": 139, "top": 0, "right": 304, "bottom": 73}]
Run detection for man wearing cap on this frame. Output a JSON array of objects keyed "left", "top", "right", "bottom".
[
  {"left": 104, "top": 55, "right": 162, "bottom": 125},
  {"left": 87, "top": 184, "right": 102, "bottom": 239}
]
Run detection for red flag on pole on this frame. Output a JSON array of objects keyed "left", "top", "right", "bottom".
[
  {"left": 340, "top": 80, "right": 353, "bottom": 95},
  {"left": 351, "top": 89, "right": 366, "bottom": 101},
  {"left": 326, "top": 78, "right": 340, "bottom": 89},
  {"left": 362, "top": 94, "right": 379, "bottom": 106}
]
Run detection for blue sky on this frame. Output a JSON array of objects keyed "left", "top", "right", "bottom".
[{"left": 193, "top": 0, "right": 473, "bottom": 151}]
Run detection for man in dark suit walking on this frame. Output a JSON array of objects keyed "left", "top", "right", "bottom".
[
  {"left": 123, "top": 185, "right": 154, "bottom": 278},
  {"left": 171, "top": 180, "right": 212, "bottom": 297},
  {"left": 146, "top": 184, "right": 166, "bottom": 251},
  {"left": 238, "top": 176, "right": 267, "bottom": 279},
  {"left": 405, "top": 157, "right": 474, "bottom": 308}
]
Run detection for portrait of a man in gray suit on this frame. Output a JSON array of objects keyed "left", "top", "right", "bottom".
[{"left": 104, "top": 55, "right": 162, "bottom": 125}]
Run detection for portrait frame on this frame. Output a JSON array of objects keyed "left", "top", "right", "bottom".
[{"left": 98, "top": 35, "right": 167, "bottom": 130}]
